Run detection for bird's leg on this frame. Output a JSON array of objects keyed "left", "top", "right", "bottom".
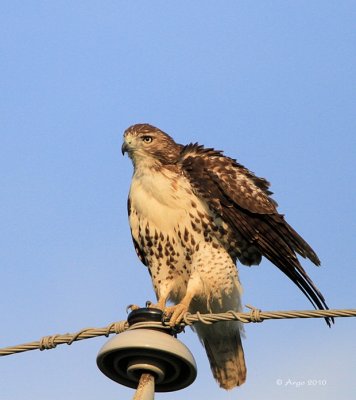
[
  {"left": 165, "top": 271, "right": 202, "bottom": 326},
  {"left": 153, "top": 296, "right": 167, "bottom": 310},
  {"left": 164, "top": 291, "right": 194, "bottom": 327}
]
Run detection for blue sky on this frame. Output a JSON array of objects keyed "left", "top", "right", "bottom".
[{"left": 1, "top": 1, "right": 355, "bottom": 399}]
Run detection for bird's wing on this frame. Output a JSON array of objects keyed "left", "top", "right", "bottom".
[
  {"left": 180, "top": 143, "right": 277, "bottom": 214},
  {"left": 179, "top": 144, "right": 331, "bottom": 324}
]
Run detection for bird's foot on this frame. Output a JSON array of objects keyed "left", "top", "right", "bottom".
[{"left": 164, "top": 303, "right": 189, "bottom": 327}]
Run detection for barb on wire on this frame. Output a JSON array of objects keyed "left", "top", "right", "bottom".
[{"left": 1, "top": 307, "right": 355, "bottom": 357}]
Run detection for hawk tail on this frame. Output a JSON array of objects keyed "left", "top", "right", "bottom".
[{"left": 194, "top": 321, "right": 246, "bottom": 389}]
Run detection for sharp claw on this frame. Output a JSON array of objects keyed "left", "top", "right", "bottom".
[
  {"left": 145, "top": 300, "right": 152, "bottom": 308},
  {"left": 126, "top": 304, "right": 140, "bottom": 313}
]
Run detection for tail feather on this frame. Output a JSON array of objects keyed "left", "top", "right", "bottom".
[{"left": 194, "top": 320, "right": 246, "bottom": 389}]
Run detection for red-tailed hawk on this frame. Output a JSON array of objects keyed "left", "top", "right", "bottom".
[{"left": 122, "top": 123, "right": 330, "bottom": 390}]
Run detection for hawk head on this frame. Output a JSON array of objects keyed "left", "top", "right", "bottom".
[{"left": 122, "top": 124, "right": 181, "bottom": 166}]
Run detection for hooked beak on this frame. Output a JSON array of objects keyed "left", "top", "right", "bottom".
[{"left": 121, "top": 142, "right": 129, "bottom": 156}]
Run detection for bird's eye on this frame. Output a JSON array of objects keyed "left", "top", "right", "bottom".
[{"left": 142, "top": 136, "right": 153, "bottom": 143}]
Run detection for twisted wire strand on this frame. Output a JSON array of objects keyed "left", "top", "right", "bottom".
[
  {"left": 1, "top": 308, "right": 355, "bottom": 357},
  {"left": 0, "top": 321, "right": 128, "bottom": 356}
]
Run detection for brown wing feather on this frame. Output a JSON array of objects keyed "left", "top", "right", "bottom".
[
  {"left": 181, "top": 144, "right": 277, "bottom": 213},
  {"left": 180, "top": 144, "right": 332, "bottom": 326}
]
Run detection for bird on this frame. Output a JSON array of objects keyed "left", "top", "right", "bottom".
[{"left": 121, "top": 123, "right": 331, "bottom": 390}]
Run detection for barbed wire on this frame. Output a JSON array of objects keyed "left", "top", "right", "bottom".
[{"left": 1, "top": 307, "right": 355, "bottom": 357}]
